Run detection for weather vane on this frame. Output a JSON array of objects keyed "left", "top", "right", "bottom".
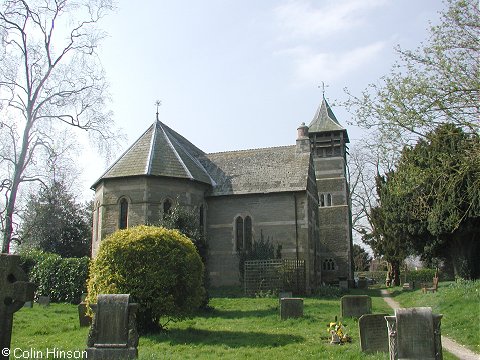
[
  {"left": 318, "top": 82, "right": 329, "bottom": 98},
  {"left": 155, "top": 100, "right": 162, "bottom": 121}
]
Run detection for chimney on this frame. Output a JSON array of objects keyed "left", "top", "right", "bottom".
[{"left": 296, "top": 122, "right": 310, "bottom": 153}]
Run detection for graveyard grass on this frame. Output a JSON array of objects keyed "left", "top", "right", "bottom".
[
  {"left": 11, "top": 287, "right": 466, "bottom": 359},
  {"left": 388, "top": 280, "right": 480, "bottom": 354}
]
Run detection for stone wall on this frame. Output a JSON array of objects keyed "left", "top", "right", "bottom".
[{"left": 206, "top": 191, "right": 315, "bottom": 288}]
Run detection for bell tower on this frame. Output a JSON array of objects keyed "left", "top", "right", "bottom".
[{"left": 308, "top": 96, "right": 353, "bottom": 285}]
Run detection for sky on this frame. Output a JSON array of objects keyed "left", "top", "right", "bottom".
[{"left": 78, "top": 0, "right": 446, "bottom": 198}]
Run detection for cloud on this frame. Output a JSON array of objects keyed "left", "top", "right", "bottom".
[
  {"left": 283, "top": 41, "right": 386, "bottom": 85},
  {"left": 274, "top": 0, "right": 387, "bottom": 40}
]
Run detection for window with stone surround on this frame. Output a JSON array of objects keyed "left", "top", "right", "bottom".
[
  {"left": 235, "top": 215, "right": 253, "bottom": 252},
  {"left": 320, "top": 193, "right": 333, "bottom": 207},
  {"left": 323, "top": 258, "right": 336, "bottom": 271},
  {"left": 163, "top": 198, "right": 172, "bottom": 219},
  {"left": 119, "top": 198, "right": 128, "bottom": 229}
]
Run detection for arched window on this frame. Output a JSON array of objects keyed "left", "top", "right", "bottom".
[
  {"left": 163, "top": 199, "right": 172, "bottom": 218},
  {"left": 199, "top": 205, "right": 204, "bottom": 233},
  {"left": 327, "top": 193, "right": 332, "bottom": 206},
  {"left": 235, "top": 217, "right": 244, "bottom": 251},
  {"left": 320, "top": 194, "right": 325, "bottom": 207},
  {"left": 244, "top": 216, "right": 252, "bottom": 252},
  {"left": 322, "top": 258, "right": 335, "bottom": 271},
  {"left": 119, "top": 198, "right": 128, "bottom": 229}
]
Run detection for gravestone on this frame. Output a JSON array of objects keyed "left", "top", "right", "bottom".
[
  {"left": 23, "top": 301, "right": 33, "bottom": 308},
  {"left": 78, "top": 302, "right": 92, "bottom": 327},
  {"left": 278, "top": 291, "right": 292, "bottom": 307},
  {"left": 385, "top": 307, "right": 443, "bottom": 360},
  {"left": 37, "top": 295, "right": 50, "bottom": 306},
  {"left": 86, "top": 294, "right": 139, "bottom": 359},
  {"left": 359, "top": 313, "right": 389, "bottom": 353},
  {"left": 0, "top": 254, "right": 36, "bottom": 360},
  {"left": 341, "top": 295, "right": 372, "bottom": 318},
  {"left": 280, "top": 298, "right": 303, "bottom": 320},
  {"left": 339, "top": 280, "right": 349, "bottom": 290},
  {"left": 357, "top": 277, "right": 368, "bottom": 289}
]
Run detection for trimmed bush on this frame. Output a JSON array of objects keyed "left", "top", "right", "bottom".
[
  {"left": 19, "top": 249, "right": 90, "bottom": 304},
  {"left": 406, "top": 268, "right": 438, "bottom": 283},
  {"left": 87, "top": 225, "right": 205, "bottom": 333}
]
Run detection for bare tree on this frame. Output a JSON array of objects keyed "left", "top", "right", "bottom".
[{"left": 0, "top": 0, "right": 117, "bottom": 253}]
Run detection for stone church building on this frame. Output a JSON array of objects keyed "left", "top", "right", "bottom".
[{"left": 91, "top": 97, "right": 354, "bottom": 291}]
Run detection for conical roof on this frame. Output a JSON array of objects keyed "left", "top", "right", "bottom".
[
  {"left": 92, "top": 120, "right": 214, "bottom": 188},
  {"left": 308, "top": 97, "right": 348, "bottom": 141}
]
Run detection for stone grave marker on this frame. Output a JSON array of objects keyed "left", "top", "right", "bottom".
[
  {"left": 341, "top": 295, "right": 372, "bottom": 318},
  {"left": 385, "top": 307, "right": 443, "bottom": 360},
  {"left": 357, "top": 277, "right": 368, "bottom": 289},
  {"left": 23, "top": 301, "right": 33, "bottom": 308},
  {"left": 280, "top": 298, "right": 303, "bottom": 320},
  {"left": 0, "top": 254, "right": 36, "bottom": 359},
  {"left": 37, "top": 295, "right": 50, "bottom": 306},
  {"left": 86, "top": 294, "right": 139, "bottom": 359},
  {"left": 278, "top": 291, "right": 292, "bottom": 307},
  {"left": 359, "top": 313, "right": 389, "bottom": 353}
]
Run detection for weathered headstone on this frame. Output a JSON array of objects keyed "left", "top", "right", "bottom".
[
  {"left": 78, "top": 302, "right": 92, "bottom": 327},
  {"left": 37, "top": 295, "right": 50, "bottom": 306},
  {"left": 86, "top": 294, "right": 139, "bottom": 359},
  {"left": 278, "top": 291, "right": 292, "bottom": 307},
  {"left": 359, "top": 313, "right": 389, "bottom": 353},
  {"left": 339, "top": 280, "right": 349, "bottom": 290},
  {"left": 341, "top": 295, "right": 372, "bottom": 318},
  {"left": 357, "top": 277, "right": 368, "bottom": 289},
  {"left": 385, "top": 307, "right": 443, "bottom": 360},
  {"left": 280, "top": 298, "right": 303, "bottom": 320},
  {"left": 0, "top": 254, "right": 36, "bottom": 360},
  {"left": 23, "top": 301, "right": 33, "bottom": 308}
]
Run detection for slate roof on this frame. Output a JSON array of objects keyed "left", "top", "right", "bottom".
[
  {"left": 92, "top": 120, "right": 214, "bottom": 187},
  {"left": 308, "top": 98, "right": 349, "bottom": 141},
  {"left": 199, "top": 146, "right": 311, "bottom": 196}
]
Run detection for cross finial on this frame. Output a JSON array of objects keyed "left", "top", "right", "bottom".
[
  {"left": 155, "top": 100, "right": 162, "bottom": 121},
  {"left": 318, "top": 82, "right": 328, "bottom": 99}
]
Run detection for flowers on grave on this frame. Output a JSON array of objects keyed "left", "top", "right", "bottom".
[{"left": 327, "top": 320, "right": 352, "bottom": 344}]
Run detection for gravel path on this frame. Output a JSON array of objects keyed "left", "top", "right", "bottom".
[{"left": 379, "top": 289, "right": 479, "bottom": 360}]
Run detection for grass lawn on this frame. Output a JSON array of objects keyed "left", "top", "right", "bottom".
[
  {"left": 388, "top": 280, "right": 480, "bottom": 354},
  {"left": 10, "top": 288, "right": 460, "bottom": 360}
]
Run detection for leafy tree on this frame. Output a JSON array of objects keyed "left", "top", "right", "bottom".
[
  {"left": 87, "top": 225, "right": 204, "bottom": 333},
  {"left": 352, "top": 244, "right": 372, "bottom": 272},
  {"left": 19, "top": 181, "right": 91, "bottom": 258},
  {"left": 0, "top": 0, "right": 117, "bottom": 253},
  {"left": 346, "top": 0, "right": 479, "bottom": 147}
]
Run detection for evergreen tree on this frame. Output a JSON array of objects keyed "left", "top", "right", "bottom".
[{"left": 20, "top": 181, "right": 91, "bottom": 257}]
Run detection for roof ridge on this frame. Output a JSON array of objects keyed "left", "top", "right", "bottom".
[
  {"left": 157, "top": 121, "right": 193, "bottom": 179},
  {"left": 206, "top": 144, "right": 295, "bottom": 156},
  {"left": 165, "top": 126, "right": 217, "bottom": 186},
  {"left": 91, "top": 123, "right": 154, "bottom": 188}
]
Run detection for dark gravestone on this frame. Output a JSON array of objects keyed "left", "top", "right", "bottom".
[
  {"left": 280, "top": 298, "right": 303, "bottom": 320},
  {"left": 357, "top": 277, "right": 368, "bottom": 289},
  {"left": 278, "top": 291, "right": 292, "bottom": 307},
  {"left": 23, "top": 301, "right": 33, "bottom": 308},
  {"left": 385, "top": 307, "right": 443, "bottom": 360},
  {"left": 0, "top": 254, "right": 36, "bottom": 360},
  {"left": 78, "top": 302, "right": 92, "bottom": 327},
  {"left": 341, "top": 295, "right": 372, "bottom": 318},
  {"left": 37, "top": 295, "right": 50, "bottom": 306},
  {"left": 86, "top": 294, "right": 139, "bottom": 359},
  {"left": 359, "top": 313, "right": 389, "bottom": 353}
]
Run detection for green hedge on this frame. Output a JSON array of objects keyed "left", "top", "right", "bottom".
[
  {"left": 405, "top": 268, "right": 438, "bottom": 283},
  {"left": 20, "top": 250, "right": 90, "bottom": 304}
]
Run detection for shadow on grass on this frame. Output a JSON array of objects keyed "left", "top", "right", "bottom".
[
  {"left": 199, "top": 307, "right": 277, "bottom": 319},
  {"left": 145, "top": 328, "right": 305, "bottom": 348}
]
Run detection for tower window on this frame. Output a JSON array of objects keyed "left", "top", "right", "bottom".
[
  {"left": 323, "top": 258, "right": 335, "bottom": 271},
  {"left": 320, "top": 194, "right": 332, "bottom": 207},
  {"left": 119, "top": 198, "right": 128, "bottom": 229}
]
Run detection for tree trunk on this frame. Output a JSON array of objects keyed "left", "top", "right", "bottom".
[{"left": 390, "top": 260, "right": 401, "bottom": 286}]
